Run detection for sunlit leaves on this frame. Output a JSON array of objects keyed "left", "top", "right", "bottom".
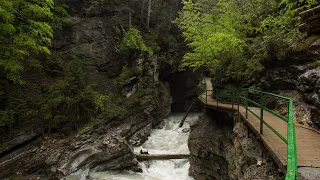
[
  {"left": 175, "top": 0, "right": 319, "bottom": 82},
  {"left": 119, "top": 27, "right": 153, "bottom": 55},
  {"left": 175, "top": 0, "right": 245, "bottom": 74},
  {"left": 0, "top": 0, "right": 67, "bottom": 83}
]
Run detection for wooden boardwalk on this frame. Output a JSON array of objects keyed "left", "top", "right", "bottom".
[{"left": 199, "top": 79, "right": 320, "bottom": 172}]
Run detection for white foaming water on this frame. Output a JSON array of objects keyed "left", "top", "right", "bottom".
[{"left": 89, "top": 113, "right": 199, "bottom": 180}]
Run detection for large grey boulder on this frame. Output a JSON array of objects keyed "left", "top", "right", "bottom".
[
  {"left": 54, "top": 134, "right": 137, "bottom": 177},
  {"left": 297, "top": 68, "right": 320, "bottom": 128},
  {"left": 0, "top": 126, "right": 138, "bottom": 179},
  {"left": 297, "top": 68, "right": 320, "bottom": 95}
]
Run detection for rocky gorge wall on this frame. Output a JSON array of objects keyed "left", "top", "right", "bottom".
[
  {"left": 0, "top": 0, "right": 193, "bottom": 179},
  {"left": 0, "top": 81, "right": 172, "bottom": 179},
  {"left": 188, "top": 109, "right": 281, "bottom": 180},
  {"left": 248, "top": 37, "right": 320, "bottom": 129},
  {"left": 256, "top": 64, "right": 320, "bottom": 129}
]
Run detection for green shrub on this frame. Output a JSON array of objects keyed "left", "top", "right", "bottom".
[
  {"left": 115, "top": 66, "right": 142, "bottom": 86},
  {"left": 0, "top": 54, "right": 126, "bottom": 131}
]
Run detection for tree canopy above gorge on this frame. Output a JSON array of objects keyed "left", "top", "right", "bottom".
[
  {"left": 1, "top": 0, "right": 319, "bottom": 130},
  {"left": 174, "top": 0, "right": 319, "bottom": 82},
  {"left": 0, "top": 0, "right": 68, "bottom": 83}
]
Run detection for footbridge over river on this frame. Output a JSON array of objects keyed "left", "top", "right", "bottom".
[{"left": 198, "top": 78, "right": 320, "bottom": 180}]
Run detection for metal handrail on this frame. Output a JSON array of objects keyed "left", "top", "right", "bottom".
[{"left": 198, "top": 80, "right": 298, "bottom": 180}]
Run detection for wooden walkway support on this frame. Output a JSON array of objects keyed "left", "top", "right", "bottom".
[
  {"left": 199, "top": 78, "right": 320, "bottom": 179},
  {"left": 179, "top": 100, "right": 195, "bottom": 127}
]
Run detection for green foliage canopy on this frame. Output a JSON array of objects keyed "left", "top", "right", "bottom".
[
  {"left": 0, "top": 55, "right": 126, "bottom": 129},
  {"left": 0, "top": 0, "right": 67, "bottom": 83},
  {"left": 118, "top": 27, "right": 153, "bottom": 55},
  {"left": 175, "top": 0, "right": 319, "bottom": 82}
]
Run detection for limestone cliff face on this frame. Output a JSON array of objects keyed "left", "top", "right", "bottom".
[
  {"left": 188, "top": 109, "right": 280, "bottom": 180},
  {"left": 254, "top": 65, "right": 320, "bottom": 129},
  {"left": 297, "top": 68, "right": 320, "bottom": 128},
  {"left": 53, "top": 15, "right": 123, "bottom": 78},
  {"left": 254, "top": 38, "right": 320, "bottom": 129}
]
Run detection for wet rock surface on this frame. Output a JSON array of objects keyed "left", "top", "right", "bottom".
[
  {"left": 0, "top": 127, "right": 41, "bottom": 155},
  {"left": 259, "top": 65, "right": 307, "bottom": 90},
  {"left": 297, "top": 68, "right": 320, "bottom": 128},
  {"left": 253, "top": 65, "right": 320, "bottom": 130},
  {"left": 299, "top": 167, "right": 320, "bottom": 180},
  {"left": 0, "top": 81, "right": 172, "bottom": 179},
  {"left": 55, "top": 134, "right": 137, "bottom": 178},
  {"left": 188, "top": 109, "right": 280, "bottom": 180},
  {"left": 0, "top": 122, "right": 136, "bottom": 179},
  {"left": 53, "top": 16, "right": 123, "bottom": 78}
]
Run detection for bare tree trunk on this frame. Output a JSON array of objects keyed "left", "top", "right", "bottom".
[
  {"left": 147, "top": 0, "right": 151, "bottom": 29},
  {"left": 179, "top": 100, "right": 194, "bottom": 127},
  {"left": 168, "top": 6, "right": 173, "bottom": 29},
  {"left": 120, "top": 25, "right": 126, "bottom": 33},
  {"left": 140, "top": 0, "right": 146, "bottom": 26},
  {"left": 129, "top": 11, "right": 132, "bottom": 27}
]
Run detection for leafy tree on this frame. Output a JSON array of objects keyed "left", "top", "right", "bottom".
[
  {"left": 0, "top": 0, "right": 67, "bottom": 83},
  {"left": 174, "top": 0, "right": 247, "bottom": 79},
  {"left": 175, "top": 0, "right": 319, "bottom": 83}
]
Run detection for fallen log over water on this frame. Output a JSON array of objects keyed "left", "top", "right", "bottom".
[{"left": 136, "top": 154, "right": 190, "bottom": 160}]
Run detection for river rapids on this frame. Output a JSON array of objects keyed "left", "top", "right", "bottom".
[{"left": 89, "top": 113, "right": 199, "bottom": 180}]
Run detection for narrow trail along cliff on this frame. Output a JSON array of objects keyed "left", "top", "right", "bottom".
[{"left": 199, "top": 78, "right": 320, "bottom": 179}]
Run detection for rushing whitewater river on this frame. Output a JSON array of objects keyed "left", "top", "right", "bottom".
[{"left": 89, "top": 113, "right": 199, "bottom": 180}]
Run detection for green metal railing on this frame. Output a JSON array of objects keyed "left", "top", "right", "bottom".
[{"left": 198, "top": 79, "right": 298, "bottom": 180}]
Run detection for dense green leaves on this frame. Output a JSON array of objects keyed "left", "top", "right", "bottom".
[
  {"left": 175, "top": 0, "right": 319, "bottom": 82},
  {"left": 0, "top": 0, "right": 67, "bottom": 83},
  {"left": 175, "top": 0, "right": 249, "bottom": 79},
  {"left": 118, "top": 27, "right": 153, "bottom": 55},
  {"left": 0, "top": 55, "right": 126, "bottom": 129}
]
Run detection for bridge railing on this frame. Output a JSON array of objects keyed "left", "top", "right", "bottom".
[{"left": 198, "top": 79, "right": 298, "bottom": 180}]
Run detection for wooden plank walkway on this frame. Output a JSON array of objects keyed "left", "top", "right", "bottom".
[{"left": 199, "top": 78, "right": 320, "bottom": 171}]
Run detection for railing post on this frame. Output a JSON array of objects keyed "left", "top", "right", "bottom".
[
  {"left": 287, "top": 99, "right": 298, "bottom": 179},
  {"left": 260, "top": 92, "right": 264, "bottom": 134},
  {"left": 245, "top": 88, "right": 248, "bottom": 118}
]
